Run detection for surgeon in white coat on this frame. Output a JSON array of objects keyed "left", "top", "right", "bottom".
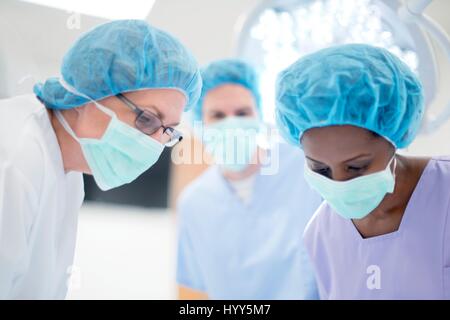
[{"left": 0, "top": 19, "right": 201, "bottom": 299}]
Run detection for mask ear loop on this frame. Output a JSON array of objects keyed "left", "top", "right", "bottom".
[
  {"left": 54, "top": 77, "right": 119, "bottom": 141},
  {"left": 54, "top": 110, "right": 79, "bottom": 142},
  {"left": 388, "top": 152, "right": 397, "bottom": 181}
]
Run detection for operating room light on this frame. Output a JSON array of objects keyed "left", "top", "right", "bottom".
[
  {"left": 243, "top": 0, "right": 419, "bottom": 124},
  {"left": 19, "top": 0, "right": 156, "bottom": 20}
]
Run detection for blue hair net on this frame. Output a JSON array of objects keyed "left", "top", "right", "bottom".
[
  {"left": 193, "top": 59, "right": 261, "bottom": 120},
  {"left": 275, "top": 44, "right": 424, "bottom": 149},
  {"left": 34, "top": 19, "right": 202, "bottom": 110}
]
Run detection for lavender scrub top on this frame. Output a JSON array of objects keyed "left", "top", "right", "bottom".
[{"left": 303, "top": 157, "right": 450, "bottom": 299}]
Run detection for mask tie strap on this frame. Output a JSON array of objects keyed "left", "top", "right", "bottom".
[
  {"left": 390, "top": 154, "right": 397, "bottom": 180},
  {"left": 54, "top": 110, "right": 79, "bottom": 142}
]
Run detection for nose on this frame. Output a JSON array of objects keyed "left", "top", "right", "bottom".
[{"left": 331, "top": 169, "right": 353, "bottom": 182}]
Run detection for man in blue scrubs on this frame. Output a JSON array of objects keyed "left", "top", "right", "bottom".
[{"left": 176, "top": 59, "right": 322, "bottom": 299}]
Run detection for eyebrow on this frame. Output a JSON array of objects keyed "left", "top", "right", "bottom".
[
  {"left": 207, "top": 109, "right": 225, "bottom": 114},
  {"left": 208, "top": 105, "right": 254, "bottom": 114},
  {"left": 234, "top": 106, "right": 254, "bottom": 112},
  {"left": 306, "top": 154, "right": 372, "bottom": 165},
  {"left": 118, "top": 94, "right": 180, "bottom": 128},
  {"left": 144, "top": 106, "right": 180, "bottom": 127},
  {"left": 144, "top": 105, "right": 164, "bottom": 119}
]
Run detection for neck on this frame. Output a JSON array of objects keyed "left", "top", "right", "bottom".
[
  {"left": 222, "top": 148, "right": 266, "bottom": 181},
  {"left": 369, "top": 154, "right": 421, "bottom": 218},
  {"left": 47, "top": 109, "right": 90, "bottom": 174},
  {"left": 352, "top": 154, "right": 430, "bottom": 238}
]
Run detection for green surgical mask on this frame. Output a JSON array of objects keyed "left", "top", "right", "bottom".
[
  {"left": 55, "top": 104, "right": 164, "bottom": 191},
  {"left": 54, "top": 77, "right": 164, "bottom": 191},
  {"left": 203, "top": 117, "right": 260, "bottom": 172},
  {"left": 304, "top": 155, "right": 397, "bottom": 219}
]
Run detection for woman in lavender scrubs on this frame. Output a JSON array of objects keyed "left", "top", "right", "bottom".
[{"left": 275, "top": 44, "right": 450, "bottom": 299}]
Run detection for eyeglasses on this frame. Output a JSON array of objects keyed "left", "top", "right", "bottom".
[{"left": 116, "top": 93, "right": 183, "bottom": 147}]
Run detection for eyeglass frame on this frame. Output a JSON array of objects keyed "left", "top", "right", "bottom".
[{"left": 116, "top": 93, "right": 183, "bottom": 147}]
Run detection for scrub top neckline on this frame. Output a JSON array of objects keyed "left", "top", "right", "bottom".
[
  {"left": 214, "top": 147, "right": 275, "bottom": 212},
  {"left": 216, "top": 165, "right": 262, "bottom": 211},
  {"left": 346, "top": 157, "right": 434, "bottom": 243}
]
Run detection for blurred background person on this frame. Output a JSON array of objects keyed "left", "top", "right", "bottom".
[{"left": 176, "top": 59, "right": 322, "bottom": 300}]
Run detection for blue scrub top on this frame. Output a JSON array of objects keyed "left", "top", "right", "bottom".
[{"left": 176, "top": 143, "right": 323, "bottom": 299}]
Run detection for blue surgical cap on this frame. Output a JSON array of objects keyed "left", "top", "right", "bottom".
[
  {"left": 193, "top": 59, "right": 261, "bottom": 120},
  {"left": 275, "top": 44, "right": 424, "bottom": 148},
  {"left": 34, "top": 19, "right": 202, "bottom": 110}
]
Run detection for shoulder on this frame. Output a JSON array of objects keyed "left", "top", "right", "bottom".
[
  {"left": 422, "top": 157, "right": 450, "bottom": 266},
  {"left": 0, "top": 95, "right": 50, "bottom": 196},
  {"left": 0, "top": 94, "right": 41, "bottom": 113},
  {"left": 428, "top": 157, "right": 450, "bottom": 215},
  {"left": 304, "top": 201, "right": 330, "bottom": 234},
  {"left": 0, "top": 94, "right": 42, "bottom": 136},
  {"left": 303, "top": 201, "right": 334, "bottom": 249},
  {"left": 418, "top": 157, "right": 450, "bottom": 202},
  {"left": 0, "top": 94, "right": 45, "bottom": 151},
  {"left": 426, "top": 157, "right": 450, "bottom": 178}
]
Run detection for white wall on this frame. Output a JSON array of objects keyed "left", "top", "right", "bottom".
[
  {"left": 0, "top": 0, "right": 259, "bottom": 97},
  {"left": 147, "top": 0, "right": 260, "bottom": 64}
]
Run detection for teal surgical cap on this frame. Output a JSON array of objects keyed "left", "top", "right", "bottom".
[
  {"left": 193, "top": 59, "right": 261, "bottom": 120},
  {"left": 275, "top": 44, "right": 424, "bottom": 148},
  {"left": 34, "top": 19, "right": 202, "bottom": 110}
]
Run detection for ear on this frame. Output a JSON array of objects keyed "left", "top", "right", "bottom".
[
  {"left": 68, "top": 103, "right": 101, "bottom": 138},
  {"left": 72, "top": 106, "right": 82, "bottom": 115},
  {"left": 73, "top": 102, "right": 96, "bottom": 117},
  {"left": 64, "top": 104, "right": 92, "bottom": 129}
]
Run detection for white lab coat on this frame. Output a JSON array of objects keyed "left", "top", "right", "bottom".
[{"left": 0, "top": 94, "right": 84, "bottom": 299}]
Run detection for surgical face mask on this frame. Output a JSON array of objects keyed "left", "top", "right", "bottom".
[
  {"left": 203, "top": 117, "right": 260, "bottom": 172},
  {"left": 304, "top": 155, "right": 397, "bottom": 219},
  {"left": 54, "top": 102, "right": 164, "bottom": 191}
]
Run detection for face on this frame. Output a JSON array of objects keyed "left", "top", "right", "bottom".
[
  {"left": 202, "top": 84, "right": 258, "bottom": 125},
  {"left": 301, "top": 125, "right": 395, "bottom": 181},
  {"left": 73, "top": 88, "right": 186, "bottom": 143}
]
